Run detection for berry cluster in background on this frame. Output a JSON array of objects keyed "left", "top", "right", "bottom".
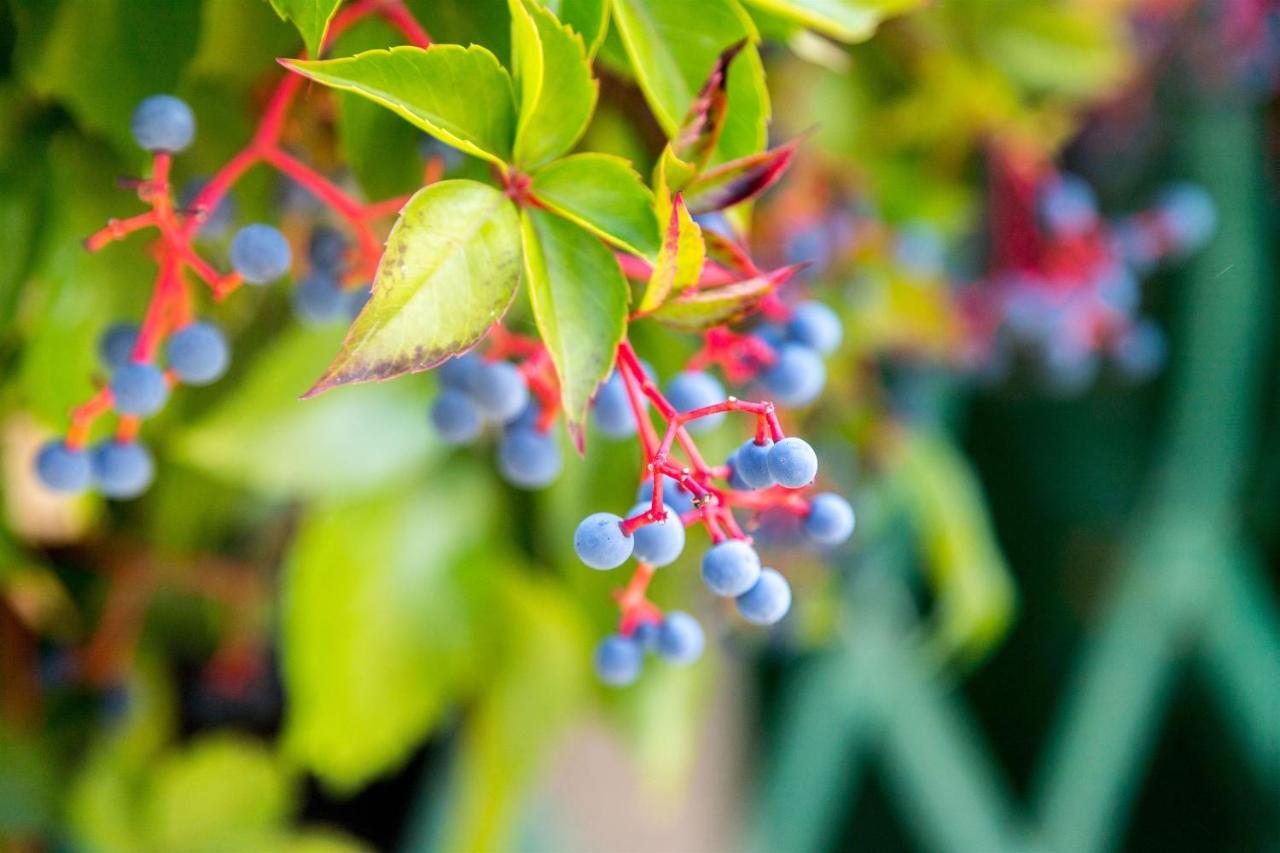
[{"left": 962, "top": 150, "right": 1216, "bottom": 395}]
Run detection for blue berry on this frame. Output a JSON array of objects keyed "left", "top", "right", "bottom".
[
  {"left": 99, "top": 323, "right": 139, "bottom": 370},
  {"left": 727, "top": 454, "right": 753, "bottom": 490},
  {"left": 665, "top": 371, "right": 725, "bottom": 433},
  {"left": 734, "top": 439, "right": 775, "bottom": 489},
  {"left": 308, "top": 225, "right": 348, "bottom": 272},
  {"left": 1039, "top": 174, "right": 1098, "bottom": 238},
  {"left": 735, "top": 568, "right": 791, "bottom": 625},
  {"left": 430, "top": 388, "right": 482, "bottom": 445},
  {"left": 166, "top": 322, "right": 229, "bottom": 385},
  {"left": 657, "top": 611, "right": 704, "bottom": 665},
  {"left": 1112, "top": 320, "right": 1167, "bottom": 381},
  {"left": 469, "top": 361, "right": 529, "bottom": 424},
  {"left": 805, "top": 493, "right": 855, "bottom": 546},
  {"left": 754, "top": 323, "right": 788, "bottom": 349},
  {"left": 291, "top": 273, "right": 346, "bottom": 326},
  {"left": 1156, "top": 182, "right": 1216, "bottom": 253},
  {"left": 595, "top": 634, "right": 643, "bottom": 686},
  {"left": 506, "top": 401, "right": 543, "bottom": 433},
  {"left": 632, "top": 621, "right": 661, "bottom": 650},
  {"left": 701, "top": 540, "right": 761, "bottom": 597},
  {"left": 437, "top": 353, "right": 481, "bottom": 391},
  {"left": 761, "top": 344, "right": 826, "bottom": 407},
  {"left": 637, "top": 475, "right": 696, "bottom": 514},
  {"left": 497, "top": 427, "right": 561, "bottom": 489},
  {"left": 130, "top": 95, "right": 195, "bottom": 153},
  {"left": 593, "top": 371, "right": 637, "bottom": 438},
  {"left": 574, "top": 512, "right": 634, "bottom": 570},
  {"left": 787, "top": 301, "right": 842, "bottom": 355},
  {"left": 110, "top": 363, "right": 168, "bottom": 416},
  {"left": 34, "top": 440, "right": 92, "bottom": 493},
  {"left": 692, "top": 211, "right": 735, "bottom": 240},
  {"left": 785, "top": 225, "right": 830, "bottom": 273},
  {"left": 768, "top": 437, "right": 818, "bottom": 488},
  {"left": 1096, "top": 264, "right": 1140, "bottom": 313},
  {"left": 92, "top": 441, "right": 155, "bottom": 499},
  {"left": 230, "top": 224, "right": 291, "bottom": 285},
  {"left": 627, "top": 503, "right": 686, "bottom": 567}
]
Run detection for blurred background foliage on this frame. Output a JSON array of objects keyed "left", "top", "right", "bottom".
[{"left": 1, "top": 0, "right": 1278, "bottom": 850}]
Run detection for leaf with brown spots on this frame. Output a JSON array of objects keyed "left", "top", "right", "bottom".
[{"left": 304, "top": 180, "right": 522, "bottom": 398}]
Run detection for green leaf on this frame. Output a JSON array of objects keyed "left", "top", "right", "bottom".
[
  {"left": 267, "top": 0, "right": 342, "bottom": 57},
  {"left": 281, "top": 478, "right": 494, "bottom": 792},
  {"left": 332, "top": 18, "right": 430, "bottom": 200},
  {"left": 647, "top": 267, "right": 791, "bottom": 331},
  {"left": 530, "top": 153, "right": 659, "bottom": 257},
  {"left": 612, "top": 0, "right": 769, "bottom": 163},
  {"left": 173, "top": 326, "right": 438, "bottom": 500},
  {"left": 510, "top": 0, "right": 599, "bottom": 168},
  {"left": 741, "top": 0, "right": 885, "bottom": 43},
  {"left": 536, "top": 0, "right": 609, "bottom": 57},
  {"left": 305, "top": 180, "right": 522, "bottom": 397},
  {"left": 520, "top": 208, "right": 629, "bottom": 447},
  {"left": 441, "top": 575, "right": 589, "bottom": 852},
  {"left": 142, "top": 734, "right": 294, "bottom": 851},
  {"left": 284, "top": 45, "right": 517, "bottom": 166},
  {"left": 638, "top": 193, "right": 704, "bottom": 312}
]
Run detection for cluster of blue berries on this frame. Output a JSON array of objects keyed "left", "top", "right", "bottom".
[
  {"left": 429, "top": 353, "right": 562, "bottom": 490},
  {"left": 33, "top": 94, "right": 308, "bottom": 500},
  {"left": 291, "top": 226, "right": 371, "bottom": 325},
  {"left": 752, "top": 300, "right": 842, "bottom": 407},
  {"left": 35, "top": 318, "right": 230, "bottom": 498},
  {"left": 595, "top": 611, "right": 705, "bottom": 686}
]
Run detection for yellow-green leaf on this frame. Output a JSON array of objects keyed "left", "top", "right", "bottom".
[
  {"left": 281, "top": 477, "right": 494, "bottom": 792},
  {"left": 530, "top": 153, "right": 660, "bottom": 257},
  {"left": 305, "top": 180, "right": 522, "bottom": 397},
  {"left": 283, "top": 45, "right": 516, "bottom": 166},
  {"left": 741, "top": 0, "right": 892, "bottom": 43},
  {"left": 612, "top": 0, "right": 769, "bottom": 163},
  {"left": 638, "top": 193, "right": 704, "bottom": 312},
  {"left": 268, "top": 0, "right": 342, "bottom": 56},
  {"left": 536, "top": 0, "right": 609, "bottom": 57},
  {"left": 510, "top": 0, "right": 599, "bottom": 168},
  {"left": 520, "top": 208, "right": 629, "bottom": 447}
]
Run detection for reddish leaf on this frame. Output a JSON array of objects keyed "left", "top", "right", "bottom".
[
  {"left": 671, "top": 39, "right": 746, "bottom": 173},
  {"left": 682, "top": 138, "right": 800, "bottom": 214},
  {"left": 648, "top": 264, "right": 802, "bottom": 331}
]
